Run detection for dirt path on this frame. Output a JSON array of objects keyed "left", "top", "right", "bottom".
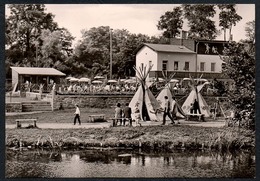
[{"left": 5, "top": 119, "right": 226, "bottom": 129}]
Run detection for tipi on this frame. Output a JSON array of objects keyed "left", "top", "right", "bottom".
[
  {"left": 181, "top": 76, "right": 210, "bottom": 117},
  {"left": 156, "top": 73, "right": 186, "bottom": 118},
  {"left": 129, "top": 65, "right": 161, "bottom": 121}
]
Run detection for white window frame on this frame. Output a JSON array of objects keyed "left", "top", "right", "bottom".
[
  {"left": 184, "top": 62, "right": 189, "bottom": 71},
  {"left": 211, "top": 62, "right": 216, "bottom": 72},
  {"left": 174, "top": 61, "right": 179, "bottom": 71},
  {"left": 162, "top": 60, "right": 168, "bottom": 71},
  {"left": 200, "top": 62, "right": 205, "bottom": 71}
]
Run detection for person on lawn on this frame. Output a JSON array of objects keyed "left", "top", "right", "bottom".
[
  {"left": 115, "top": 103, "right": 123, "bottom": 126},
  {"left": 162, "top": 96, "right": 175, "bottom": 125},
  {"left": 123, "top": 103, "right": 132, "bottom": 126},
  {"left": 74, "top": 104, "right": 81, "bottom": 125}
]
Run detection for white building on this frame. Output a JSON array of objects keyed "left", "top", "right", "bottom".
[
  {"left": 136, "top": 43, "right": 196, "bottom": 79},
  {"left": 135, "top": 40, "right": 227, "bottom": 81}
]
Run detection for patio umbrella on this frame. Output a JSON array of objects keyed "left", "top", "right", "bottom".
[
  {"left": 94, "top": 75, "right": 105, "bottom": 79},
  {"left": 170, "top": 79, "right": 179, "bottom": 83},
  {"left": 157, "top": 78, "right": 164, "bottom": 82},
  {"left": 69, "top": 78, "right": 79, "bottom": 82},
  {"left": 194, "top": 78, "right": 208, "bottom": 82},
  {"left": 65, "top": 76, "right": 75, "bottom": 80},
  {"left": 79, "top": 77, "right": 91, "bottom": 82},
  {"left": 92, "top": 80, "right": 103, "bottom": 84},
  {"left": 107, "top": 80, "right": 117, "bottom": 83},
  {"left": 125, "top": 79, "right": 136, "bottom": 84},
  {"left": 204, "top": 81, "right": 211, "bottom": 85}
]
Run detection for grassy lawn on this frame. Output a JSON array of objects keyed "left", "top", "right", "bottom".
[
  {"left": 6, "top": 107, "right": 115, "bottom": 124},
  {"left": 5, "top": 107, "right": 255, "bottom": 151}
]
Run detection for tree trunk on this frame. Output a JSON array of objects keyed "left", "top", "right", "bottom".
[
  {"left": 223, "top": 29, "right": 226, "bottom": 41},
  {"left": 229, "top": 26, "right": 232, "bottom": 41},
  {"left": 26, "top": 30, "right": 31, "bottom": 60}
]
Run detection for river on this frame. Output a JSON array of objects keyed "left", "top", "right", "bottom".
[{"left": 6, "top": 148, "right": 255, "bottom": 178}]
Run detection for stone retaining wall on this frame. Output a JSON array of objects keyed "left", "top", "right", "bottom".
[
  {"left": 5, "top": 94, "right": 229, "bottom": 112},
  {"left": 54, "top": 94, "right": 229, "bottom": 110},
  {"left": 53, "top": 94, "right": 133, "bottom": 109},
  {"left": 6, "top": 102, "right": 22, "bottom": 112}
]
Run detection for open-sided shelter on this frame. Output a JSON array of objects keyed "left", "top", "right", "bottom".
[{"left": 11, "top": 67, "right": 66, "bottom": 91}]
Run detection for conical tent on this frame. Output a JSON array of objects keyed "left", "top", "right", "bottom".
[
  {"left": 129, "top": 65, "right": 161, "bottom": 121},
  {"left": 181, "top": 81, "right": 210, "bottom": 117},
  {"left": 156, "top": 84, "right": 185, "bottom": 118},
  {"left": 156, "top": 72, "right": 186, "bottom": 118}
]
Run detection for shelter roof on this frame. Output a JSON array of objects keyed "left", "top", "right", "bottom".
[
  {"left": 11, "top": 67, "right": 66, "bottom": 76},
  {"left": 143, "top": 43, "right": 196, "bottom": 54}
]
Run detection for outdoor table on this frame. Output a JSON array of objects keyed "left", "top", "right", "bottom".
[
  {"left": 15, "top": 118, "right": 37, "bottom": 128},
  {"left": 185, "top": 113, "right": 204, "bottom": 121},
  {"left": 88, "top": 114, "right": 105, "bottom": 122}
]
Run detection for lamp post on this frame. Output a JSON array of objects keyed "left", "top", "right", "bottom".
[{"left": 110, "top": 28, "right": 113, "bottom": 79}]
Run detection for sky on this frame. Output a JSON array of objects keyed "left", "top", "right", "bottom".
[{"left": 6, "top": 4, "right": 255, "bottom": 46}]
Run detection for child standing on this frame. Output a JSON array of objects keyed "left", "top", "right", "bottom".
[
  {"left": 115, "top": 103, "right": 123, "bottom": 126},
  {"left": 134, "top": 108, "right": 142, "bottom": 127}
]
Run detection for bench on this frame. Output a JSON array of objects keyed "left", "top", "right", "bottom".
[
  {"left": 15, "top": 119, "right": 38, "bottom": 128},
  {"left": 109, "top": 118, "right": 132, "bottom": 127},
  {"left": 88, "top": 114, "right": 105, "bottom": 122},
  {"left": 185, "top": 113, "right": 204, "bottom": 121}
]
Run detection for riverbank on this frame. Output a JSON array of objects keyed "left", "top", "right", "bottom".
[{"left": 6, "top": 125, "right": 255, "bottom": 151}]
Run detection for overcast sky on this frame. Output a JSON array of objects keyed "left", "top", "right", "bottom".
[{"left": 7, "top": 4, "right": 255, "bottom": 46}]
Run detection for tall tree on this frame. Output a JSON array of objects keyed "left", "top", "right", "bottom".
[
  {"left": 218, "top": 4, "right": 242, "bottom": 41},
  {"left": 244, "top": 20, "right": 255, "bottom": 43},
  {"left": 5, "top": 4, "right": 74, "bottom": 76},
  {"left": 74, "top": 26, "right": 111, "bottom": 77},
  {"left": 221, "top": 41, "right": 255, "bottom": 129},
  {"left": 157, "top": 6, "right": 183, "bottom": 38},
  {"left": 6, "top": 4, "right": 58, "bottom": 64},
  {"left": 182, "top": 4, "right": 218, "bottom": 40}
]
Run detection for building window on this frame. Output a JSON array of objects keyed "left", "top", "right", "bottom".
[
  {"left": 184, "top": 62, "right": 189, "bottom": 71},
  {"left": 162, "top": 60, "right": 168, "bottom": 71},
  {"left": 211, "top": 63, "right": 216, "bottom": 72},
  {"left": 200, "top": 62, "right": 205, "bottom": 71},
  {"left": 149, "top": 61, "right": 152, "bottom": 68},
  {"left": 174, "top": 61, "right": 179, "bottom": 70}
]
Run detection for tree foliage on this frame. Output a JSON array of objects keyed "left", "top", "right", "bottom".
[
  {"left": 218, "top": 4, "right": 242, "bottom": 41},
  {"left": 157, "top": 6, "right": 183, "bottom": 38},
  {"left": 244, "top": 20, "right": 255, "bottom": 43},
  {"left": 74, "top": 26, "right": 165, "bottom": 78},
  {"left": 182, "top": 4, "right": 218, "bottom": 40},
  {"left": 5, "top": 4, "right": 74, "bottom": 76},
  {"left": 221, "top": 42, "right": 255, "bottom": 129}
]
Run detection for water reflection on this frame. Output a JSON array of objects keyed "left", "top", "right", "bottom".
[{"left": 6, "top": 149, "right": 255, "bottom": 178}]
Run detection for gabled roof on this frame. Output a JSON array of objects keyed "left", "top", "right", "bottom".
[
  {"left": 11, "top": 67, "right": 66, "bottom": 76},
  {"left": 143, "top": 43, "right": 196, "bottom": 54}
]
